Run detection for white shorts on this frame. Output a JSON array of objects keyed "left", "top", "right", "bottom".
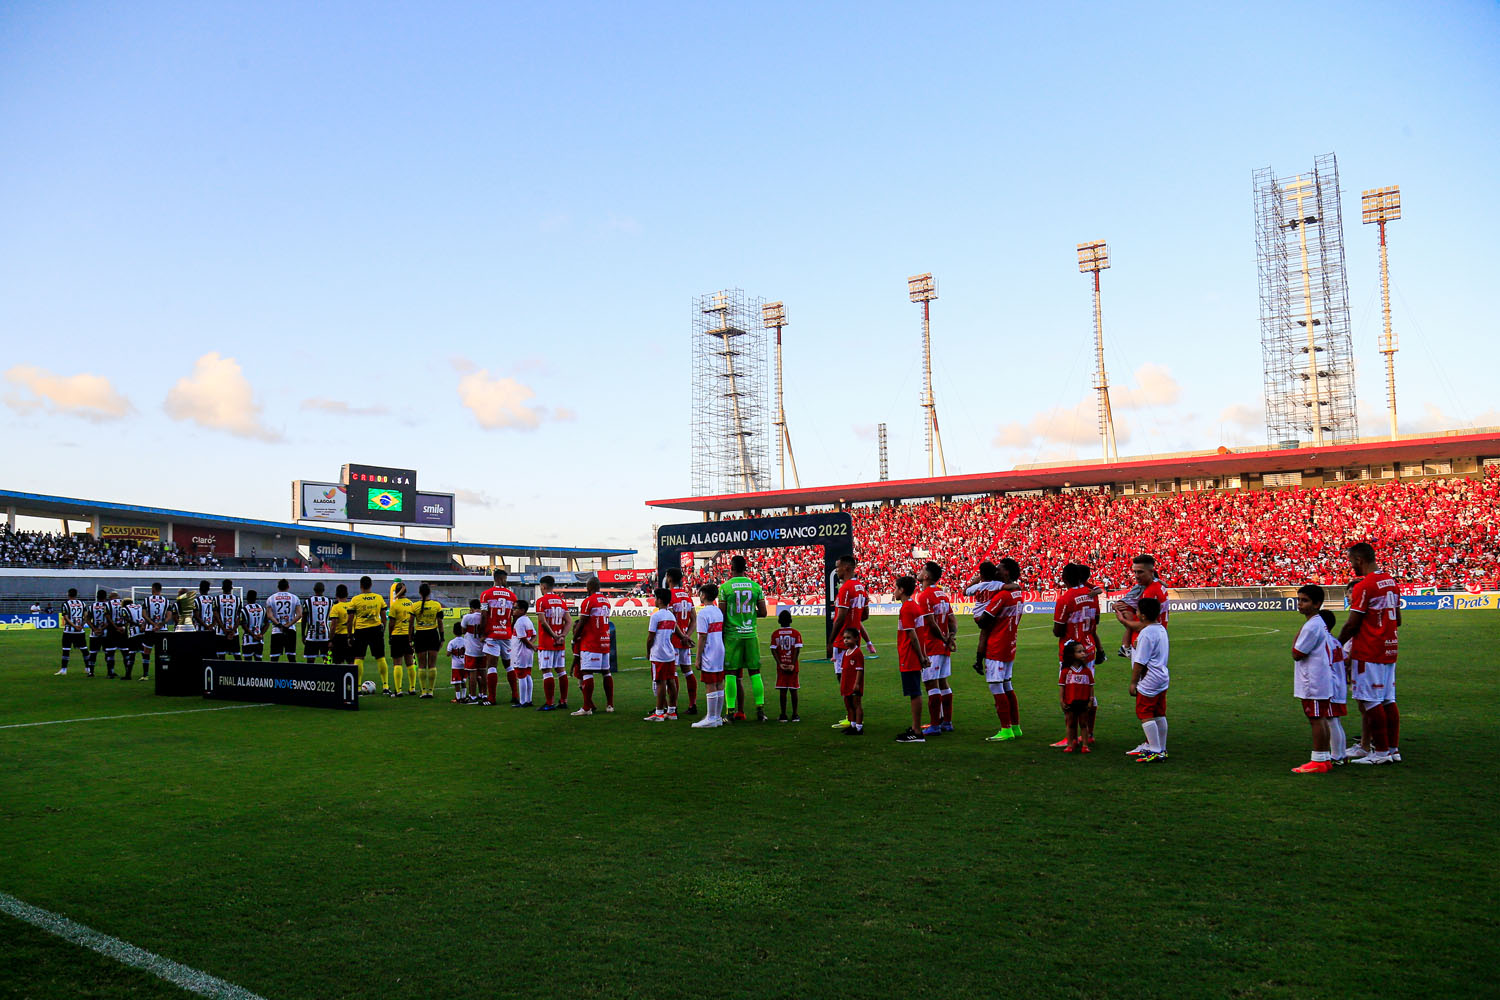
[
  {"left": 482, "top": 638, "right": 504, "bottom": 657},
  {"left": 921, "top": 653, "right": 951, "bottom": 683},
  {"left": 539, "top": 649, "right": 566, "bottom": 674},
  {"left": 580, "top": 651, "right": 609, "bottom": 673},
  {"left": 984, "top": 659, "right": 1014, "bottom": 685},
  {"left": 1351, "top": 660, "right": 1396, "bottom": 704},
  {"left": 677, "top": 647, "right": 693, "bottom": 669},
  {"left": 463, "top": 643, "right": 482, "bottom": 660},
  {"left": 832, "top": 648, "right": 844, "bottom": 675}
]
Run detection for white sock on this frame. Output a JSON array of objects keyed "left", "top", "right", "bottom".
[
  {"left": 712, "top": 690, "right": 725, "bottom": 721},
  {"left": 1312, "top": 750, "right": 1331, "bottom": 762},
  {"left": 1329, "top": 718, "right": 1347, "bottom": 758},
  {"left": 1155, "top": 717, "right": 1168, "bottom": 751},
  {"left": 1143, "top": 719, "right": 1162, "bottom": 753}
]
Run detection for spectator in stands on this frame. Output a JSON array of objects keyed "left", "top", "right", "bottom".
[{"left": 0, "top": 527, "right": 218, "bottom": 570}]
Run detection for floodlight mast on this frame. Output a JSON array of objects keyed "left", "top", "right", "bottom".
[
  {"left": 907, "top": 273, "right": 946, "bottom": 477},
  {"left": 1076, "top": 240, "right": 1118, "bottom": 461},
  {"left": 1283, "top": 176, "right": 1326, "bottom": 447},
  {"left": 704, "top": 292, "right": 755, "bottom": 493},
  {"left": 1362, "top": 185, "right": 1401, "bottom": 438},
  {"left": 762, "top": 301, "right": 799, "bottom": 489}
]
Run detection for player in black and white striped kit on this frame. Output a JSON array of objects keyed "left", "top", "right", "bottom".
[
  {"left": 192, "top": 580, "right": 216, "bottom": 632},
  {"left": 239, "top": 591, "right": 267, "bottom": 660},
  {"left": 56, "top": 588, "right": 89, "bottom": 676},
  {"left": 266, "top": 580, "right": 301, "bottom": 662},
  {"left": 89, "top": 589, "right": 115, "bottom": 678},
  {"left": 119, "top": 599, "right": 147, "bottom": 679},
  {"left": 302, "top": 582, "right": 332, "bottom": 662},
  {"left": 213, "top": 580, "right": 242, "bottom": 660},
  {"left": 140, "top": 582, "right": 176, "bottom": 681}
]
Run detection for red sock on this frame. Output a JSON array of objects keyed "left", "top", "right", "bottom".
[
  {"left": 941, "top": 691, "right": 953, "bottom": 723},
  {"left": 582, "top": 678, "right": 595, "bottom": 711},
  {"left": 486, "top": 673, "right": 498, "bottom": 704},
  {"left": 1384, "top": 702, "right": 1400, "bottom": 748},
  {"left": 507, "top": 670, "right": 518, "bottom": 702},
  {"left": 685, "top": 672, "right": 698, "bottom": 709},
  {"left": 559, "top": 673, "right": 570, "bottom": 704},
  {"left": 543, "top": 676, "right": 555, "bottom": 705},
  {"left": 1006, "top": 691, "right": 1020, "bottom": 727},
  {"left": 993, "top": 692, "right": 1012, "bottom": 727},
  {"left": 927, "top": 693, "right": 941, "bottom": 728},
  {"left": 1366, "top": 706, "right": 1388, "bottom": 751}
]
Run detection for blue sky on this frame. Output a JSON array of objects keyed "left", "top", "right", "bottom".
[{"left": 2, "top": 1, "right": 1497, "bottom": 556}]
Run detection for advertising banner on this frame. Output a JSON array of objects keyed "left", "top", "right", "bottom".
[
  {"left": 312, "top": 541, "right": 349, "bottom": 559},
  {"left": 597, "top": 569, "right": 656, "bottom": 583},
  {"left": 1169, "top": 598, "right": 1297, "bottom": 613},
  {"left": 413, "top": 492, "right": 455, "bottom": 528},
  {"left": 1398, "top": 595, "right": 1453, "bottom": 610},
  {"left": 297, "top": 482, "right": 348, "bottom": 521},
  {"left": 1451, "top": 592, "right": 1499, "bottom": 610},
  {"left": 202, "top": 660, "right": 359, "bottom": 710},
  {"left": 0, "top": 613, "right": 59, "bottom": 630},
  {"left": 101, "top": 525, "right": 160, "bottom": 541},
  {"left": 172, "top": 525, "right": 234, "bottom": 554}
]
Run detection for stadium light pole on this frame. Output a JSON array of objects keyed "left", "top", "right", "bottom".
[
  {"left": 1076, "top": 241, "right": 1118, "bottom": 462},
  {"left": 908, "top": 273, "right": 947, "bottom": 477},
  {"left": 1283, "top": 176, "right": 1325, "bottom": 447},
  {"left": 762, "top": 301, "right": 800, "bottom": 489},
  {"left": 1362, "top": 185, "right": 1401, "bottom": 438}
]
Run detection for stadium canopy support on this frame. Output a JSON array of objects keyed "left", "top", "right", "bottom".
[{"left": 656, "top": 511, "right": 853, "bottom": 642}]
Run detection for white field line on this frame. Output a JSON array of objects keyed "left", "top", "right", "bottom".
[
  {"left": 0, "top": 703, "right": 272, "bottom": 731},
  {"left": 0, "top": 891, "right": 268, "bottom": 1000}
]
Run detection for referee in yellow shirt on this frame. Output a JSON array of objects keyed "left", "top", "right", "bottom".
[
  {"left": 388, "top": 582, "right": 417, "bottom": 697},
  {"left": 409, "top": 582, "right": 444, "bottom": 699},
  {"left": 348, "top": 575, "right": 390, "bottom": 694},
  {"left": 329, "top": 584, "right": 354, "bottom": 669}
]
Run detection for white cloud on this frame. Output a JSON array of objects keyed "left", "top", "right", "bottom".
[
  {"left": 853, "top": 423, "right": 877, "bottom": 442},
  {"left": 455, "top": 488, "right": 499, "bottom": 508},
  {"left": 3, "top": 365, "right": 133, "bottom": 421},
  {"left": 1218, "top": 402, "right": 1262, "bottom": 430},
  {"left": 164, "top": 353, "right": 281, "bottom": 441},
  {"left": 1113, "top": 363, "right": 1182, "bottom": 409},
  {"left": 300, "top": 397, "right": 389, "bottom": 417},
  {"left": 993, "top": 397, "right": 1129, "bottom": 450},
  {"left": 455, "top": 366, "right": 562, "bottom": 431},
  {"left": 1400, "top": 402, "right": 1500, "bottom": 434},
  {"left": 553, "top": 406, "right": 577, "bottom": 422}
]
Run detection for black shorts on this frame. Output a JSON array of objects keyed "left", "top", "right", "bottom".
[
  {"left": 305, "top": 638, "right": 330, "bottom": 660},
  {"left": 330, "top": 636, "right": 350, "bottom": 663},
  {"left": 123, "top": 633, "right": 143, "bottom": 652},
  {"left": 241, "top": 641, "right": 264, "bottom": 657},
  {"left": 413, "top": 629, "right": 442, "bottom": 654},
  {"left": 217, "top": 633, "right": 239, "bottom": 656},
  {"left": 270, "top": 632, "right": 298, "bottom": 657},
  {"left": 389, "top": 634, "right": 413, "bottom": 658},
  {"left": 900, "top": 670, "right": 922, "bottom": 699},
  {"left": 106, "top": 628, "right": 126, "bottom": 651},
  {"left": 63, "top": 631, "right": 87, "bottom": 650},
  {"left": 351, "top": 626, "right": 385, "bottom": 660},
  {"left": 1064, "top": 699, "right": 1091, "bottom": 716}
]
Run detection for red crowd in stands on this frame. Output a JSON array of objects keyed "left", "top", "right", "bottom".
[{"left": 688, "top": 471, "right": 1500, "bottom": 595}]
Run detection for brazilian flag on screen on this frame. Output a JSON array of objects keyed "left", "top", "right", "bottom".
[{"left": 367, "top": 488, "right": 404, "bottom": 512}]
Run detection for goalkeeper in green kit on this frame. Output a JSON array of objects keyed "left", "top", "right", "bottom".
[{"left": 720, "top": 555, "right": 769, "bottom": 722}]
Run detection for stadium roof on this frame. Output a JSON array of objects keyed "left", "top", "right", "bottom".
[
  {"left": 0, "top": 489, "right": 633, "bottom": 558},
  {"left": 647, "top": 429, "right": 1500, "bottom": 514}
]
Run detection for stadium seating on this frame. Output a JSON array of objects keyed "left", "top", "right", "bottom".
[
  {"left": 0, "top": 529, "right": 217, "bottom": 570},
  {"left": 689, "top": 470, "right": 1500, "bottom": 594}
]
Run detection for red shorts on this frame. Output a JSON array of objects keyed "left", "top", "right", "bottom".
[
  {"left": 1301, "top": 698, "right": 1333, "bottom": 718},
  {"left": 1134, "top": 691, "right": 1167, "bottom": 720},
  {"left": 652, "top": 661, "right": 677, "bottom": 682},
  {"left": 839, "top": 667, "right": 863, "bottom": 698},
  {"left": 463, "top": 655, "right": 476, "bottom": 670},
  {"left": 775, "top": 667, "right": 799, "bottom": 690},
  {"left": 512, "top": 666, "right": 531, "bottom": 678},
  {"left": 1330, "top": 701, "right": 1347, "bottom": 718}
]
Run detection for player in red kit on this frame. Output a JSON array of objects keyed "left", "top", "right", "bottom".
[
  {"left": 570, "top": 576, "right": 612, "bottom": 716},
  {"left": 894, "top": 576, "right": 930, "bottom": 743},
  {"left": 975, "top": 558, "right": 1023, "bottom": 742},
  {"left": 1052, "top": 563, "right": 1103, "bottom": 747},
  {"left": 828, "top": 554, "right": 873, "bottom": 729},
  {"left": 479, "top": 567, "right": 519, "bottom": 707},
  {"left": 533, "top": 575, "right": 572, "bottom": 711},
  {"left": 1114, "top": 554, "right": 1168, "bottom": 653},
  {"left": 1340, "top": 542, "right": 1402, "bottom": 764},
  {"left": 664, "top": 566, "right": 698, "bottom": 716},
  {"left": 769, "top": 609, "right": 802, "bottom": 722},
  {"left": 915, "top": 561, "right": 956, "bottom": 735}
]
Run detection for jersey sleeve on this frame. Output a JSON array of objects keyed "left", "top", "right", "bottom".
[
  {"left": 1347, "top": 579, "right": 1370, "bottom": 614},
  {"left": 1293, "top": 620, "right": 1324, "bottom": 657}
]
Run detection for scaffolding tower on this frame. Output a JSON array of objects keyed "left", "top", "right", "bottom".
[
  {"left": 1254, "top": 154, "right": 1358, "bottom": 448},
  {"left": 692, "top": 289, "right": 770, "bottom": 496}
]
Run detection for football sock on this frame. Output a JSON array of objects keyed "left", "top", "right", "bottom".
[
  {"left": 485, "top": 672, "right": 498, "bottom": 704},
  {"left": 141, "top": 649, "right": 151, "bottom": 673},
  {"left": 104, "top": 651, "right": 116, "bottom": 674},
  {"left": 1005, "top": 690, "right": 1019, "bottom": 727},
  {"left": 1364, "top": 705, "right": 1388, "bottom": 751},
  {"left": 520, "top": 675, "right": 533, "bottom": 704},
  {"left": 927, "top": 692, "right": 941, "bottom": 727},
  {"left": 685, "top": 671, "right": 698, "bottom": 707},
  {"left": 992, "top": 692, "right": 1012, "bottom": 727},
  {"left": 507, "top": 671, "right": 519, "bottom": 702},
  {"left": 558, "top": 673, "right": 569, "bottom": 704},
  {"left": 1311, "top": 750, "right": 1331, "bottom": 762},
  {"left": 61, "top": 649, "right": 71, "bottom": 671},
  {"left": 1155, "top": 716, "right": 1167, "bottom": 751},
  {"left": 602, "top": 674, "right": 614, "bottom": 707},
  {"left": 377, "top": 658, "right": 389, "bottom": 691},
  {"left": 123, "top": 650, "right": 135, "bottom": 676},
  {"left": 709, "top": 690, "right": 724, "bottom": 721},
  {"left": 394, "top": 663, "right": 405, "bottom": 691},
  {"left": 1384, "top": 703, "right": 1400, "bottom": 750},
  {"left": 1143, "top": 719, "right": 1162, "bottom": 753},
  {"left": 582, "top": 677, "right": 595, "bottom": 711},
  {"left": 750, "top": 673, "right": 765, "bottom": 707},
  {"left": 1329, "top": 718, "right": 1347, "bottom": 758},
  {"left": 725, "top": 676, "right": 738, "bottom": 712},
  {"left": 543, "top": 676, "right": 556, "bottom": 705},
  {"left": 941, "top": 689, "right": 954, "bottom": 723}
]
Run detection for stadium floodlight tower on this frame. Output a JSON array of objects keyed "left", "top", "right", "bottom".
[
  {"left": 761, "top": 300, "right": 800, "bottom": 489},
  {"left": 1362, "top": 185, "right": 1402, "bottom": 438},
  {"left": 1076, "top": 240, "right": 1118, "bottom": 462},
  {"left": 691, "top": 289, "right": 770, "bottom": 497},
  {"left": 907, "top": 272, "right": 947, "bottom": 477}
]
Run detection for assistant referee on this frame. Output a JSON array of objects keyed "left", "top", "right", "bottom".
[{"left": 348, "top": 576, "right": 390, "bottom": 695}]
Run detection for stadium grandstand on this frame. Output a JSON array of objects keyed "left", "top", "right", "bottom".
[
  {"left": 651, "top": 429, "right": 1500, "bottom": 598},
  {"left": 0, "top": 489, "right": 636, "bottom": 615}
]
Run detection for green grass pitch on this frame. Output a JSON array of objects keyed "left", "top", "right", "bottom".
[{"left": 1, "top": 610, "right": 1496, "bottom": 999}]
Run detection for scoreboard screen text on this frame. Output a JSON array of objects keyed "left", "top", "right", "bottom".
[{"left": 340, "top": 464, "right": 417, "bottom": 523}]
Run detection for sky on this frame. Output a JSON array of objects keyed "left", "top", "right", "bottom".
[{"left": 2, "top": 1, "right": 1497, "bottom": 559}]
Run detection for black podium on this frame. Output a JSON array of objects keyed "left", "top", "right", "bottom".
[{"left": 155, "top": 630, "right": 216, "bottom": 697}]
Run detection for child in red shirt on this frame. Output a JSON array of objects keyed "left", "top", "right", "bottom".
[
  {"left": 769, "top": 610, "right": 803, "bottom": 723},
  {"left": 1058, "top": 639, "right": 1096, "bottom": 753},
  {"left": 837, "top": 627, "right": 864, "bottom": 735}
]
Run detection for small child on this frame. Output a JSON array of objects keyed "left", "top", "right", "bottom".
[
  {"left": 447, "top": 622, "right": 467, "bottom": 701},
  {"left": 1058, "top": 639, "right": 1096, "bottom": 753},
  {"left": 645, "top": 588, "right": 679, "bottom": 721},
  {"left": 1127, "top": 597, "right": 1170, "bottom": 762},
  {"left": 1319, "top": 608, "right": 1349, "bottom": 765},
  {"left": 837, "top": 627, "right": 864, "bottom": 735},
  {"left": 770, "top": 610, "right": 802, "bottom": 722},
  {"left": 1290, "top": 585, "right": 1335, "bottom": 774},
  {"left": 511, "top": 599, "right": 536, "bottom": 709},
  {"left": 460, "top": 598, "right": 484, "bottom": 703}
]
